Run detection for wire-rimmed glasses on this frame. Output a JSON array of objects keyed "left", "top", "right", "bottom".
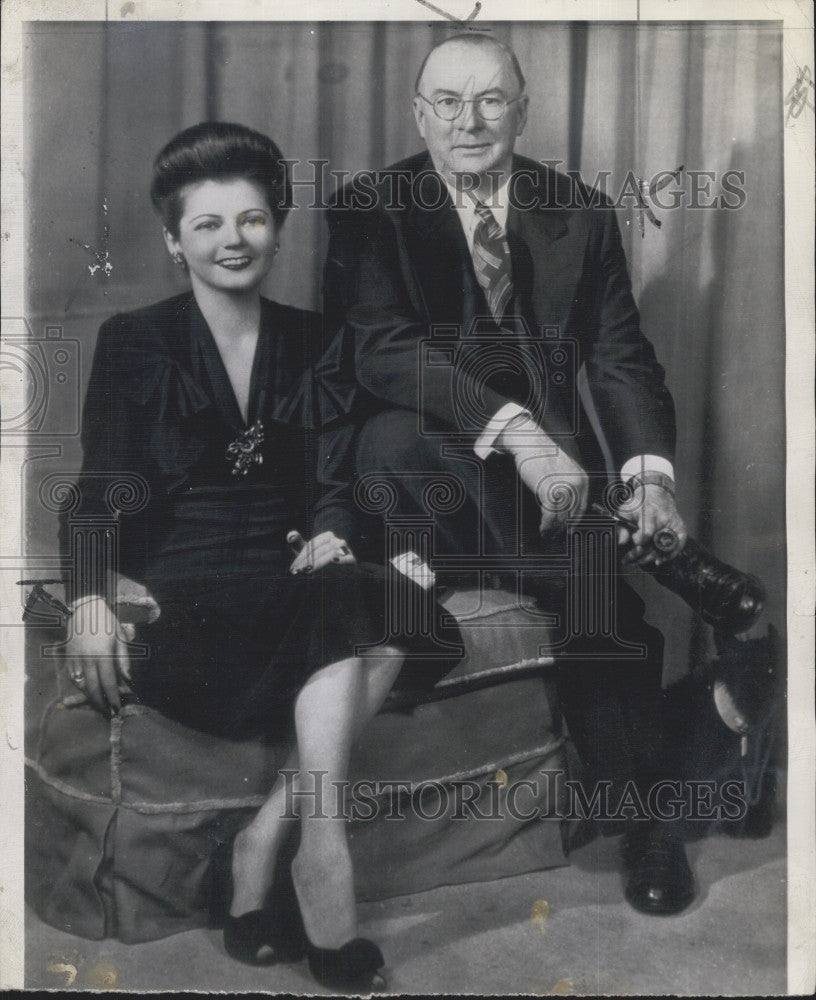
[{"left": 417, "top": 92, "right": 524, "bottom": 122}]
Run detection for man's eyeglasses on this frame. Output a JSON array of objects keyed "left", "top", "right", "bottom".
[{"left": 417, "top": 92, "right": 524, "bottom": 122}]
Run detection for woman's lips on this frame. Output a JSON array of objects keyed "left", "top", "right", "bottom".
[{"left": 217, "top": 256, "right": 253, "bottom": 269}]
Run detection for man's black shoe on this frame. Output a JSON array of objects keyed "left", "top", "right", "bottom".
[{"left": 621, "top": 823, "right": 695, "bottom": 915}]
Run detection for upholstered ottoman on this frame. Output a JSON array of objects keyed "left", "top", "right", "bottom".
[{"left": 25, "top": 586, "right": 571, "bottom": 943}]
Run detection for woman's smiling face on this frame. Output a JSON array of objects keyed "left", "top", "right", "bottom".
[{"left": 164, "top": 177, "right": 277, "bottom": 295}]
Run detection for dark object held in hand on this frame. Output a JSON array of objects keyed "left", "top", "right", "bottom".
[
  {"left": 590, "top": 504, "right": 766, "bottom": 634},
  {"left": 645, "top": 537, "right": 766, "bottom": 634}
]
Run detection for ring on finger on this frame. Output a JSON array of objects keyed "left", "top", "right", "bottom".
[
  {"left": 69, "top": 670, "right": 86, "bottom": 687},
  {"left": 339, "top": 544, "right": 350, "bottom": 556}
]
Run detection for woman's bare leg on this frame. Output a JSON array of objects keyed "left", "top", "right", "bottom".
[
  {"left": 229, "top": 746, "right": 298, "bottom": 917},
  {"left": 291, "top": 646, "right": 403, "bottom": 948},
  {"left": 230, "top": 646, "right": 403, "bottom": 921}
]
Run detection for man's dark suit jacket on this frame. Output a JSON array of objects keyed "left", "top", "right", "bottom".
[{"left": 320, "top": 152, "right": 677, "bottom": 523}]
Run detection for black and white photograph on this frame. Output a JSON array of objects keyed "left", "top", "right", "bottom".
[{"left": 1, "top": 0, "right": 814, "bottom": 994}]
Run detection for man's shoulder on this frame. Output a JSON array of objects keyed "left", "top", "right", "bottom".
[
  {"left": 379, "top": 151, "right": 431, "bottom": 177},
  {"left": 510, "top": 154, "right": 612, "bottom": 213},
  {"left": 328, "top": 151, "right": 432, "bottom": 217}
]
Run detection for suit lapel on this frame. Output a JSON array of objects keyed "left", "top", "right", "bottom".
[
  {"left": 403, "top": 166, "right": 475, "bottom": 325},
  {"left": 506, "top": 160, "right": 586, "bottom": 333},
  {"left": 395, "top": 155, "right": 588, "bottom": 334}
]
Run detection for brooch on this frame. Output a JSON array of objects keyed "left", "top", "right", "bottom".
[{"left": 226, "top": 420, "right": 265, "bottom": 476}]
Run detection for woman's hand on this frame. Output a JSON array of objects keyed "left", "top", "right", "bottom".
[
  {"left": 62, "top": 596, "right": 133, "bottom": 714},
  {"left": 289, "top": 531, "right": 357, "bottom": 574}
]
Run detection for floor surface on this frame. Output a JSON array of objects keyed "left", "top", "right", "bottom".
[{"left": 24, "top": 821, "right": 787, "bottom": 995}]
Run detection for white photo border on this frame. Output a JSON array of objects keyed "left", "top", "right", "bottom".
[{"left": 1, "top": 0, "right": 813, "bottom": 992}]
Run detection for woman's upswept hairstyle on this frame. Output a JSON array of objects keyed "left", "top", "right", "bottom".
[{"left": 150, "top": 121, "right": 292, "bottom": 237}]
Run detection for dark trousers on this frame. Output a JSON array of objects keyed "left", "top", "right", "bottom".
[{"left": 356, "top": 408, "right": 671, "bottom": 823}]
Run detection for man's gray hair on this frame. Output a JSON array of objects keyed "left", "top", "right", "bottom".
[{"left": 414, "top": 33, "right": 527, "bottom": 95}]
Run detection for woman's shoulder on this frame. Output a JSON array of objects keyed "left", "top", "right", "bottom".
[
  {"left": 261, "top": 296, "right": 322, "bottom": 334},
  {"left": 99, "top": 292, "right": 194, "bottom": 344},
  {"left": 261, "top": 297, "right": 324, "bottom": 367},
  {"left": 93, "top": 293, "right": 212, "bottom": 416}
]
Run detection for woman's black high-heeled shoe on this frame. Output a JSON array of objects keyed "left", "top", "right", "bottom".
[
  {"left": 289, "top": 833, "right": 386, "bottom": 989},
  {"left": 222, "top": 830, "right": 306, "bottom": 966},
  {"left": 305, "top": 937, "right": 387, "bottom": 992},
  {"left": 223, "top": 906, "right": 304, "bottom": 965}
]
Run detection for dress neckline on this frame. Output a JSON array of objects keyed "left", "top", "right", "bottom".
[{"left": 189, "top": 296, "right": 272, "bottom": 431}]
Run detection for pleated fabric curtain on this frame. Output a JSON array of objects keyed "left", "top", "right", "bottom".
[
  {"left": 572, "top": 22, "right": 784, "bottom": 675},
  {"left": 26, "top": 20, "right": 784, "bottom": 680}
]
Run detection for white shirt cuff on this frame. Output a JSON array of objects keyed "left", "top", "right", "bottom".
[
  {"left": 474, "top": 403, "right": 531, "bottom": 459},
  {"left": 390, "top": 551, "right": 436, "bottom": 590},
  {"left": 620, "top": 455, "right": 675, "bottom": 483}
]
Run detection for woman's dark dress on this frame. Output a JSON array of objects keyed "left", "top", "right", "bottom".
[{"left": 62, "top": 293, "right": 457, "bottom": 739}]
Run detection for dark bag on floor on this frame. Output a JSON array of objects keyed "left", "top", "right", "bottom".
[{"left": 664, "top": 626, "right": 782, "bottom": 839}]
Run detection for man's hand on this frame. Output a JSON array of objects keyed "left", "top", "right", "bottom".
[
  {"left": 497, "top": 416, "right": 589, "bottom": 536},
  {"left": 515, "top": 450, "right": 590, "bottom": 536},
  {"left": 63, "top": 595, "right": 133, "bottom": 714},
  {"left": 619, "top": 483, "right": 687, "bottom": 567}
]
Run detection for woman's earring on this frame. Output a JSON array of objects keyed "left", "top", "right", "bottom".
[
  {"left": 273, "top": 243, "right": 280, "bottom": 255},
  {"left": 172, "top": 252, "right": 187, "bottom": 269}
]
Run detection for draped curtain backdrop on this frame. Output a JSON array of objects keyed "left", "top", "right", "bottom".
[{"left": 25, "top": 20, "right": 785, "bottom": 681}]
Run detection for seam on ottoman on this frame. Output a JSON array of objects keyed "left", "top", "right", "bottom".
[
  {"left": 371, "top": 737, "right": 566, "bottom": 797},
  {"left": 24, "top": 758, "right": 113, "bottom": 806}
]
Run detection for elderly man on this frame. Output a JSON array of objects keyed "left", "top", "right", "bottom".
[{"left": 320, "top": 32, "right": 694, "bottom": 914}]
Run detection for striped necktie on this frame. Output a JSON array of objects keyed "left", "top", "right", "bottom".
[{"left": 471, "top": 199, "right": 513, "bottom": 324}]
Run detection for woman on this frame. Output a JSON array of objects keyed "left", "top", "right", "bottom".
[{"left": 61, "top": 122, "right": 450, "bottom": 991}]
